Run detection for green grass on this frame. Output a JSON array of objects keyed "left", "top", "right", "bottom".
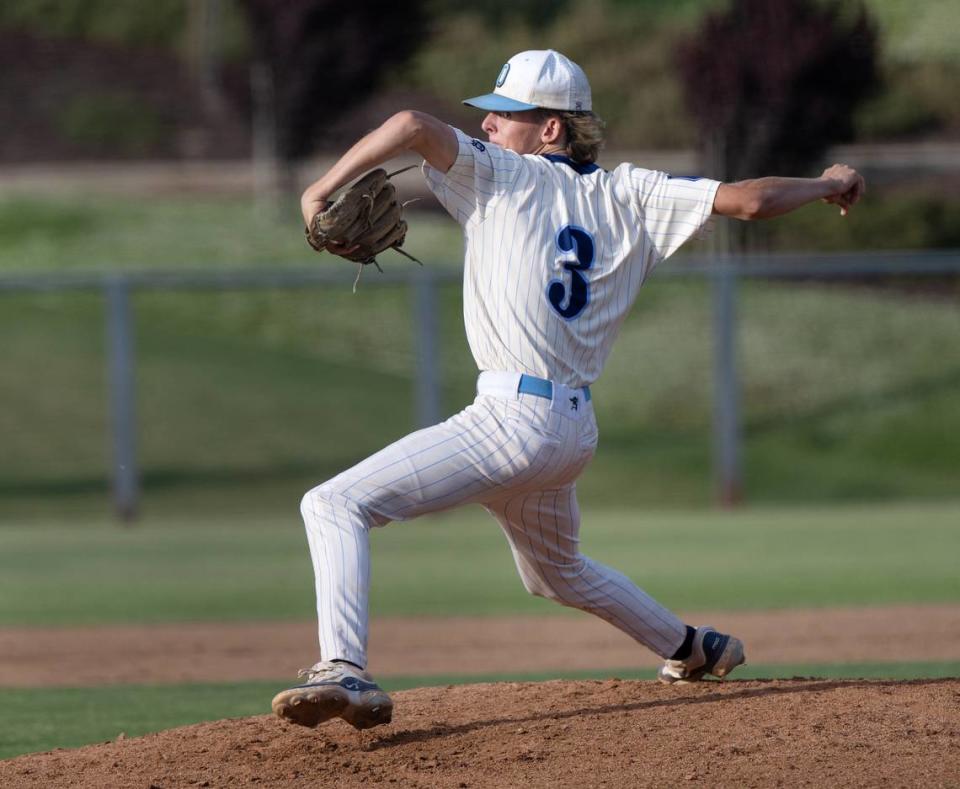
[
  {"left": 2, "top": 661, "right": 958, "bottom": 761},
  {"left": 1, "top": 193, "right": 959, "bottom": 518},
  {"left": 0, "top": 196, "right": 465, "bottom": 271},
  {"left": 0, "top": 682, "right": 280, "bottom": 761},
  {"left": 2, "top": 274, "right": 958, "bottom": 518},
  {"left": 0, "top": 503, "right": 957, "bottom": 627}
]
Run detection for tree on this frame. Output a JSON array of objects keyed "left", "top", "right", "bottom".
[
  {"left": 677, "top": 0, "right": 878, "bottom": 185},
  {"left": 239, "top": 0, "right": 425, "bottom": 166}
]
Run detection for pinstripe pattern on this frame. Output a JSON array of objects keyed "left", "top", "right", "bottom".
[
  {"left": 484, "top": 490, "right": 685, "bottom": 657},
  {"left": 423, "top": 127, "right": 720, "bottom": 388},
  {"left": 299, "top": 128, "right": 718, "bottom": 669},
  {"left": 301, "top": 376, "right": 685, "bottom": 667},
  {"left": 301, "top": 387, "right": 592, "bottom": 666}
]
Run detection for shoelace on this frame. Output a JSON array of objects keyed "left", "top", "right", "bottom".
[
  {"left": 661, "top": 658, "right": 687, "bottom": 674},
  {"left": 296, "top": 663, "right": 337, "bottom": 683}
]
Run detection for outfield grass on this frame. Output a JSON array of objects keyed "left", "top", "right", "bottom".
[
  {"left": 3, "top": 660, "right": 959, "bottom": 761},
  {"left": 0, "top": 196, "right": 466, "bottom": 271},
  {"left": 2, "top": 193, "right": 959, "bottom": 517},
  {"left": 2, "top": 273, "right": 958, "bottom": 518},
  {"left": 1, "top": 503, "right": 958, "bottom": 627}
]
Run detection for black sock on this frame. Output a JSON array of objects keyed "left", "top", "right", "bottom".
[
  {"left": 331, "top": 658, "right": 365, "bottom": 671},
  {"left": 670, "top": 626, "right": 697, "bottom": 661}
]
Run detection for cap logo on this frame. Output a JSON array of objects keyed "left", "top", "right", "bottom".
[
  {"left": 575, "top": 100, "right": 583, "bottom": 110},
  {"left": 495, "top": 63, "right": 510, "bottom": 88}
]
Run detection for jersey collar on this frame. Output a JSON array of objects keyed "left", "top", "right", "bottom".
[{"left": 540, "top": 153, "right": 600, "bottom": 175}]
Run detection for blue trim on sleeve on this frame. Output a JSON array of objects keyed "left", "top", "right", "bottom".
[{"left": 667, "top": 175, "right": 704, "bottom": 181}]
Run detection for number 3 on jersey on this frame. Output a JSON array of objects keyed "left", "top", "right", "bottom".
[{"left": 547, "top": 225, "right": 595, "bottom": 320}]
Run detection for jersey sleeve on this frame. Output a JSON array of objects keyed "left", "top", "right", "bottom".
[
  {"left": 619, "top": 166, "right": 721, "bottom": 262},
  {"left": 422, "top": 126, "right": 524, "bottom": 226}
]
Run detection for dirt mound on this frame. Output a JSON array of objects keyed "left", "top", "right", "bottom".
[{"left": 3, "top": 679, "right": 958, "bottom": 788}]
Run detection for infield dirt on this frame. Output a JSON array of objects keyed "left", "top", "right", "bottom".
[
  {"left": 3, "top": 677, "right": 959, "bottom": 788},
  {"left": 3, "top": 606, "right": 960, "bottom": 786},
  {"left": 4, "top": 604, "right": 960, "bottom": 687}
]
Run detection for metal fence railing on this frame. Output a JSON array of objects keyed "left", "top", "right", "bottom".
[{"left": 2, "top": 250, "right": 958, "bottom": 520}]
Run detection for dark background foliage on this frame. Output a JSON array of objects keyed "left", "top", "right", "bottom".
[
  {"left": 239, "top": 0, "right": 425, "bottom": 160},
  {"left": 677, "top": 0, "right": 879, "bottom": 180}
]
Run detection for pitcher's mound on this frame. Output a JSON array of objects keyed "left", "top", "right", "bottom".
[{"left": 3, "top": 678, "right": 958, "bottom": 788}]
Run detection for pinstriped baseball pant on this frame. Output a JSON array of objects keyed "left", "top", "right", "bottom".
[{"left": 300, "top": 372, "right": 687, "bottom": 669}]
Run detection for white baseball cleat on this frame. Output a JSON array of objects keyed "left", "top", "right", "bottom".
[
  {"left": 271, "top": 660, "right": 393, "bottom": 730},
  {"left": 658, "top": 626, "right": 746, "bottom": 684}
]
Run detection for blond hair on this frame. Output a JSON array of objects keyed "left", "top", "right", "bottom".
[{"left": 538, "top": 109, "right": 606, "bottom": 164}]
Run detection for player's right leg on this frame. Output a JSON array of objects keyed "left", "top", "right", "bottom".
[
  {"left": 484, "top": 487, "right": 689, "bottom": 658},
  {"left": 484, "top": 487, "right": 745, "bottom": 680}
]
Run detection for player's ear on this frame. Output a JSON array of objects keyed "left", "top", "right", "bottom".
[{"left": 540, "top": 114, "right": 564, "bottom": 145}]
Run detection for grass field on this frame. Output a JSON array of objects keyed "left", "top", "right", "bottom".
[
  {"left": 2, "top": 193, "right": 959, "bottom": 759},
  {"left": 1, "top": 501, "right": 959, "bottom": 759},
  {"left": 2, "top": 216, "right": 958, "bottom": 519},
  {"left": 2, "top": 503, "right": 959, "bottom": 627}
]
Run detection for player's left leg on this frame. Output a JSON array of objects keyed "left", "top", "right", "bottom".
[
  {"left": 298, "top": 396, "right": 567, "bottom": 671},
  {"left": 483, "top": 486, "right": 688, "bottom": 659},
  {"left": 279, "top": 388, "right": 585, "bottom": 730}
]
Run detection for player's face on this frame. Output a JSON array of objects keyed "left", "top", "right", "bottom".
[{"left": 481, "top": 110, "right": 549, "bottom": 154}]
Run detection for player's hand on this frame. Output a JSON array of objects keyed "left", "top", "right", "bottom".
[
  {"left": 302, "top": 195, "right": 328, "bottom": 228},
  {"left": 303, "top": 198, "right": 361, "bottom": 256},
  {"left": 820, "top": 164, "right": 865, "bottom": 217}
]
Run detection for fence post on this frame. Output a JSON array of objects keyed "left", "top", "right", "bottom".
[
  {"left": 105, "top": 277, "right": 140, "bottom": 523},
  {"left": 413, "top": 270, "right": 442, "bottom": 428},
  {"left": 712, "top": 260, "right": 743, "bottom": 507}
]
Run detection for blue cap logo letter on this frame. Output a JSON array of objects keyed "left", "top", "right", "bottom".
[{"left": 496, "top": 63, "right": 510, "bottom": 88}]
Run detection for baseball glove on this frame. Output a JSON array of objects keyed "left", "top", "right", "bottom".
[{"left": 305, "top": 165, "right": 421, "bottom": 271}]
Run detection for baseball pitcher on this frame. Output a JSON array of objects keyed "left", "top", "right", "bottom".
[{"left": 272, "top": 50, "right": 865, "bottom": 730}]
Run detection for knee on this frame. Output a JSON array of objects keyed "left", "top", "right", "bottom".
[
  {"left": 519, "top": 573, "right": 555, "bottom": 600},
  {"left": 300, "top": 481, "right": 345, "bottom": 525},
  {"left": 300, "top": 481, "right": 378, "bottom": 531},
  {"left": 519, "top": 557, "right": 586, "bottom": 604},
  {"left": 300, "top": 483, "right": 328, "bottom": 520}
]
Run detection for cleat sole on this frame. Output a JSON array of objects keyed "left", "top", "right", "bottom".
[{"left": 271, "top": 685, "right": 394, "bottom": 731}]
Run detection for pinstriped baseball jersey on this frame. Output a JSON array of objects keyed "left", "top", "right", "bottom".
[
  {"left": 423, "top": 127, "right": 720, "bottom": 387},
  {"left": 296, "top": 124, "right": 724, "bottom": 676}
]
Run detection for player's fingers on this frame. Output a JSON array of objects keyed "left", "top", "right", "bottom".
[{"left": 303, "top": 200, "right": 329, "bottom": 228}]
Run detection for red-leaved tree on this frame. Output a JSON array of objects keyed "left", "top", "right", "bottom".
[{"left": 677, "top": 0, "right": 879, "bottom": 183}]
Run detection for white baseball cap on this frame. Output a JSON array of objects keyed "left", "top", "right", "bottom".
[{"left": 463, "top": 49, "right": 592, "bottom": 113}]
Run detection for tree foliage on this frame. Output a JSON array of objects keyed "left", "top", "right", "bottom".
[
  {"left": 428, "top": 0, "right": 570, "bottom": 29},
  {"left": 239, "top": 0, "right": 425, "bottom": 160},
  {"left": 0, "top": 0, "right": 186, "bottom": 47},
  {"left": 677, "top": 0, "right": 879, "bottom": 180},
  {"left": 406, "top": 1, "right": 701, "bottom": 149}
]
